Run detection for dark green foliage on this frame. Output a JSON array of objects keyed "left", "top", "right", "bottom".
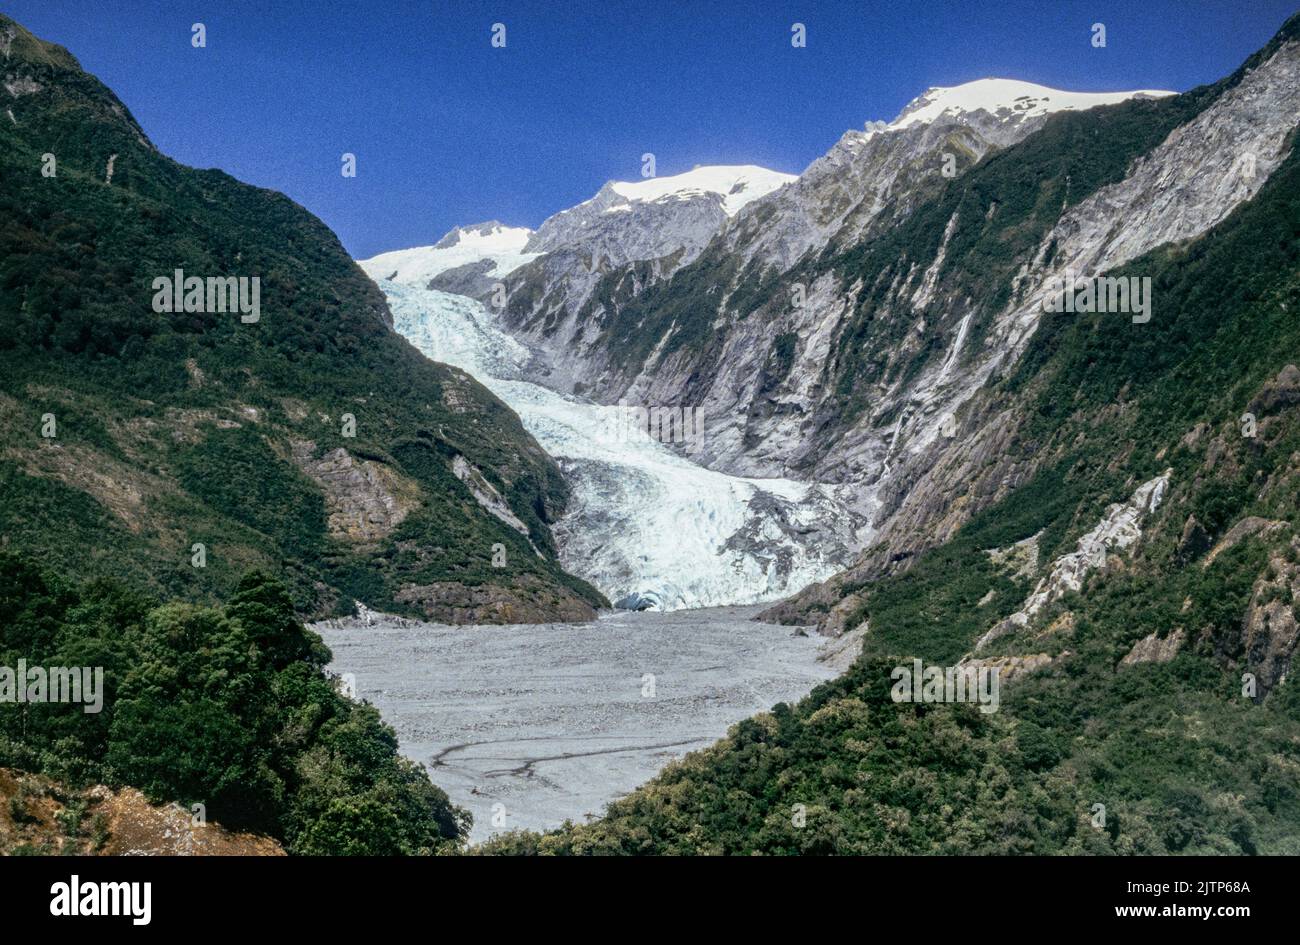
[
  {"left": 0, "top": 13, "right": 604, "bottom": 618},
  {"left": 0, "top": 552, "right": 468, "bottom": 854},
  {"left": 174, "top": 427, "right": 327, "bottom": 561}
]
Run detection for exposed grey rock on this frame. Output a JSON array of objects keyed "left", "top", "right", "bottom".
[
  {"left": 291, "top": 440, "right": 419, "bottom": 544},
  {"left": 426, "top": 258, "right": 498, "bottom": 297},
  {"left": 1176, "top": 515, "right": 1212, "bottom": 564},
  {"left": 975, "top": 472, "right": 1171, "bottom": 651},
  {"left": 435, "top": 220, "right": 511, "bottom": 249},
  {"left": 1121, "top": 628, "right": 1186, "bottom": 667},
  {"left": 1249, "top": 363, "right": 1300, "bottom": 415},
  {"left": 526, "top": 180, "right": 729, "bottom": 265},
  {"left": 452, "top": 454, "right": 534, "bottom": 542},
  {"left": 1203, "top": 517, "right": 1289, "bottom": 568},
  {"left": 1238, "top": 541, "right": 1300, "bottom": 696},
  {"left": 986, "top": 532, "right": 1041, "bottom": 580},
  {"left": 3, "top": 74, "right": 40, "bottom": 96},
  {"left": 959, "top": 652, "right": 1054, "bottom": 685},
  {"left": 816, "top": 625, "right": 866, "bottom": 672}
]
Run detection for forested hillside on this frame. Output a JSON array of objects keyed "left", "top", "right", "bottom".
[
  {"left": 0, "top": 550, "right": 468, "bottom": 854},
  {"left": 0, "top": 13, "right": 605, "bottom": 623}
]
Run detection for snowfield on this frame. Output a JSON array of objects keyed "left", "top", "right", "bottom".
[
  {"left": 606, "top": 164, "right": 796, "bottom": 215},
  {"left": 360, "top": 222, "right": 538, "bottom": 287},
  {"left": 888, "top": 78, "right": 1174, "bottom": 129},
  {"left": 384, "top": 281, "right": 869, "bottom": 610}
]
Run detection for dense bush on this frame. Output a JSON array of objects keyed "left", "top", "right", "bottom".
[{"left": 0, "top": 552, "right": 468, "bottom": 853}]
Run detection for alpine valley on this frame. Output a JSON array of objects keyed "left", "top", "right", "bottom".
[{"left": 2, "top": 8, "right": 1300, "bottom": 856}]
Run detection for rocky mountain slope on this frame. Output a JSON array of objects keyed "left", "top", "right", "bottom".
[
  {"left": 0, "top": 14, "right": 605, "bottom": 623},
  {"left": 766, "top": 19, "right": 1300, "bottom": 629},
  {"left": 419, "top": 18, "right": 1299, "bottom": 634},
  {"left": 480, "top": 80, "right": 1171, "bottom": 412},
  {"left": 0, "top": 767, "right": 285, "bottom": 855},
  {"left": 361, "top": 164, "right": 796, "bottom": 393},
  {"left": 470, "top": 15, "right": 1300, "bottom": 855}
]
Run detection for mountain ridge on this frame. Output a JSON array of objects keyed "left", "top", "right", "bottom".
[{"left": 0, "top": 11, "right": 607, "bottom": 623}]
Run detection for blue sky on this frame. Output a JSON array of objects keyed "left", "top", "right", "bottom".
[{"left": 5, "top": 1, "right": 1296, "bottom": 259}]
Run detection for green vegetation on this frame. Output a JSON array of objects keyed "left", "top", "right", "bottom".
[
  {"left": 0, "top": 13, "right": 605, "bottom": 619},
  {"left": 480, "top": 20, "right": 1300, "bottom": 855},
  {"left": 0, "top": 551, "right": 468, "bottom": 853}
]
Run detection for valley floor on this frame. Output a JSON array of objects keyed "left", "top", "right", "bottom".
[{"left": 315, "top": 605, "right": 839, "bottom": 843}]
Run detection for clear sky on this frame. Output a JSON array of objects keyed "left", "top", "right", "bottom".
[{"left": 5, "top": 1, "right": 1296, "bottom": 259}]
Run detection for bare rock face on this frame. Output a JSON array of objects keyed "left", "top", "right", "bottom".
[
  {"left": 816, "top": 587, "right": 870, "bottom": 638},
  {"left": 393, "top": 575, "right": 597, "bottom": 624},
  {"left": 1239, "top": 542, "right": 1300, "bottom": 696},
  {"left": 1035, "top": 610, "right": 1076, "bottom": 642},
  {"left": 1249, "top": 363, "right": 1300, "bottom": 416},
  {"left": 452, "top": 454, "right": 534, "bottom": 542},
  {"left": 974, "top": 473, "right": 1170, "bottom": 651},
  {"left": 0, "top": 768, "right": 284, "bottom": 856},
  {"left": 292, "top": 441, "right": 419, "bottom": 544},
  {"left": 987, "top": 532, "right": 1041, "bottom": 580},
  {"left": 1203, "top": 516, "right": 1289, "bottom": 568},
  {"left": 526, "top": 180, "right": 730, "bottom": 266},
  {"left": 3, "top": 74, "right": 41, "bottom": 96},
  {"left": 959, "top": 652, "right": 1055, "bottom": 685},
  {"left": 426, "top": 257, "right": 500, "bottom": 297},
  {"left": 816, "top": 625, "right": 867, "bottom": 672},
  {"left": 1176, "top": 515, "right": 1212, "bottom": 563},
  {"left": 1121, "top": 628, "right": 1187, "bottom": 667}
]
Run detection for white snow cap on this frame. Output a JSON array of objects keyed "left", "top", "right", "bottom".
[
  {"left": 359, "top": 221, "right": 537, "bottom": 286},
  {"left": 889, "top": 78, "right": 1175, "bottom": 129},
  {"left": 607, "top": 164, "right": 796, "bottom": 216},
  {"left": 433, "top": 221, "right": 533, "bottom": 252}
]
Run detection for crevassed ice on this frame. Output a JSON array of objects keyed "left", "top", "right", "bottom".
[{"left": 383, "top": 282, "right": 865, "bottom": 610}]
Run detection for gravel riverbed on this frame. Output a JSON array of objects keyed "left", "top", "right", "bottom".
[{"left": 316, "top": 605, "right": 838, "bottom": 843}]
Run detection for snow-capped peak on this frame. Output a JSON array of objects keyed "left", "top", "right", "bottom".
[
  {"left": 888, "top": 78, "right": 1174, "bottom": 130},
  {"left": 605, "top": 164, "right": 796, "bottom": 216},
  {"left": 359, "top": 221, "right": 538, "bottom": 287},
  {"left": 432, "top": 220, "right": 533, "bottom": 253}
]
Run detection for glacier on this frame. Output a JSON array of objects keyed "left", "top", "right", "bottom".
[{"left": 383, "top": 281, "right": 871, "bottom": 610}]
